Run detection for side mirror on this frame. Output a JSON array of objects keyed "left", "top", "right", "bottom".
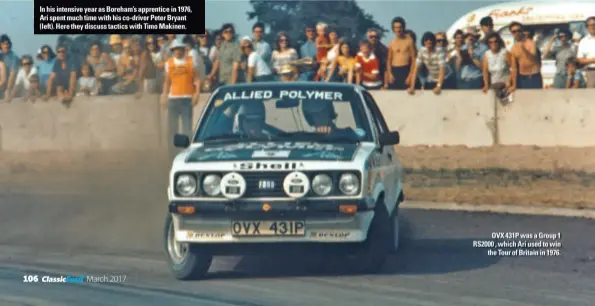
[
  {"left": 173, "top": 134, "right": 190, "bottom": 148},
  {"left": 379, "top": 131, "right": 400, "bottom": 146}
]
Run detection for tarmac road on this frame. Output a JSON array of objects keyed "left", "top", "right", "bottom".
[
  {"left": 0, "top": 156, "right": 593, "bottom": 306},
  {"left": 0, "top": 189, "right": 594, "bottom": 306}
]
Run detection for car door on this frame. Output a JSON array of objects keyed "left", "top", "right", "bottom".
[{"left": 361, "top": 91, "right": 400, "bottom": 208}]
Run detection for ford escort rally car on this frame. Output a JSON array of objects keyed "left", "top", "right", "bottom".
[{"left": 165, "top": 82, "right": 405, "bottom": 280}]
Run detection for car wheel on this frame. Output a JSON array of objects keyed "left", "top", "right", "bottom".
[
  {"left": 164, "top": 214, "right": 213, "bottom": 280},
  {"left": 347, "top": 198, "right": 392, "bottom": 274}
]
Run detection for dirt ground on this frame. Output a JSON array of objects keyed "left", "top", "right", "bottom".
[
  {"left": 1, "top": 146, "right": 595, "bottom": 209},
  {"left": 395, "top": 146, "right": 595, "bottom": 209}
]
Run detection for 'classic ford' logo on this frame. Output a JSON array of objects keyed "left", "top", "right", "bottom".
[{"left": 258, "top": 180, "right": 275, "bottom": 189}]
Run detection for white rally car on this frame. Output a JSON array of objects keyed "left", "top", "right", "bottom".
[{"left": 165, "top": 82, "right": 405, "bottom": 280}]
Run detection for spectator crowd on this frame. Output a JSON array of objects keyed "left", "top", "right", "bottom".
[{"left": 1, "top": 14, "right": 595, "bottom": 104}]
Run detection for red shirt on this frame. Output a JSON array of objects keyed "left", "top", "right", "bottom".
[
  {"left": 316, "top": 35, "right": 329, "bottom": 62},
  {"left": 355, "top": 52, "right": 382, "bottom": 87}
]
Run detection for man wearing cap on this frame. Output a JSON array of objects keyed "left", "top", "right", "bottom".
[
  {"left": 458, "top": 27, "right": 487, "bottom": 89},
  {"left": 109, "top": 34, "right": 124, "bottom": 64},
  {"left": 161, "top": 40, "right": 201, "bottom": 157}
]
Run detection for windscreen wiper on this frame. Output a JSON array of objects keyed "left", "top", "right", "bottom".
[{"left": 203, "top": 133, "right": 243, "bottom": 143}]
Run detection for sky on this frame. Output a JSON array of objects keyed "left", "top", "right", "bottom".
[{"left": 0, "top": 0, "right": 565, "bottom": 56}]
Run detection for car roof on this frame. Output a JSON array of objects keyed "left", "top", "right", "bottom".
[{"left": 215, "top": 82, "right": 366, "bottom": 92}]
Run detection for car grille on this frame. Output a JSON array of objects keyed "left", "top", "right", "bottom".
[{"left": 241, "top": 172, "right": 289, "bottom": 198}]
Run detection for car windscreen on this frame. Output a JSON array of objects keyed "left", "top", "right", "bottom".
[{"left": 193, "top": 86, "right": 373, "bottom": 144}]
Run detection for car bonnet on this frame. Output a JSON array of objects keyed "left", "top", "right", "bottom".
[{"left": 185, "top": 141, "right": 360, "bottom": 162}]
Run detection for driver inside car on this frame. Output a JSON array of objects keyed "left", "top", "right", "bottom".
[
  {"left": 232, "top": 101, "right": 271, "bottom": 137},
  {"left": 301, "top": 99, "right": 359, "bottom": 139}
]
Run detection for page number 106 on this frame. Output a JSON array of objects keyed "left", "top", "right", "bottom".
[{"left": 23, "top": 275, "right": 39, "bottom": 282}]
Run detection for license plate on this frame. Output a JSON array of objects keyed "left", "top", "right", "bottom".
[{"left": 231, "top": 220, "right": 305, "bottom": 236}]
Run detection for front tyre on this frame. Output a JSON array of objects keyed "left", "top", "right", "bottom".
[
  {"left": 346, "top": 198, "right": 392, "bottom": 274},
  {"left": 164, "top": 214, "right": 213, "bottom": 280},
  {"left": 389, "top": 193, "right": 402, "bottom": 254}
]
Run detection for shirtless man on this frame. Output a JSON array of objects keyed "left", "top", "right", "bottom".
[
  {"left": 385, "top": 17, "right": 416, "bottom": 90},
  {"left": 509, "top": 21, "right": 542, "bottom": 89}
]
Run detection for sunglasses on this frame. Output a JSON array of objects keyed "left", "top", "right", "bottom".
[
  {"left": 436, "top": 39, "right": 445, "bottom": 43},
  {"left": 368, "top": 35, "right": 378, "bottom": 39},
  {"left": 510, "top": 29, "right": 520, "bottom": 34}
]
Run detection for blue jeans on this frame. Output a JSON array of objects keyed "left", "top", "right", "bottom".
[
  {"left": 443, "top": 74, "right": 458, "bottom": 89},
  {"left": 326, "top": 67, "right": 341, "bottom": 82},
  {"left": 517, "top": 73, "right": 543, "bottom": 89},
  {"left": 457, "top": 77, "right": 483, "bottom": 89},
  {"left": 552, "top": 72, "right": 566, "bottom": 89},
  {"left": 298, "top": 71, "right": 316, "bottom": 81}
]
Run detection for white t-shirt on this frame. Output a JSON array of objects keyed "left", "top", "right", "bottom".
[
  {"left": 77, "top": 77, "right": 98, "bottom": 96},
  {"left": 14, "top": 67, "right": 37, "bottom": 96},
  {"left": 577, "top": 35, "right": 595, "bottom": 69},
  {"left": 247, "top": 51, "right": 272, "bottom": 77}
]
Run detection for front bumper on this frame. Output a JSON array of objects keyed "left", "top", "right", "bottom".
[{"left": 169, "top": 198, "right": 375, "bottom": 244}]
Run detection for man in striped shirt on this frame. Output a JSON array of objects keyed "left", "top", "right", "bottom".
[{"left": 407, "top": 32, "right": 446, "bottom": 95}]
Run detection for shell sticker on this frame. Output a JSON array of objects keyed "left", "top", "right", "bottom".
[{"left": 214, "top": 99, "right": 224, "bottom": 107}]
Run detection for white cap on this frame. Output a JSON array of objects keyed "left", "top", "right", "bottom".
[
  {"left": 169, "top": 39, "right": 186, "bottom": 50},
  {"left": 240, "top": 36, "right": 252, "bottom": 43}
]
